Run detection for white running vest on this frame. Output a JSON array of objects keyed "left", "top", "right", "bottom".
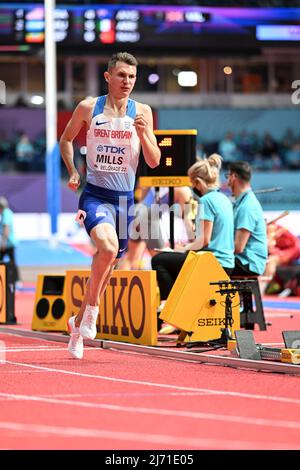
[{"left": 86, "top": 95, "right": 141, "bottom": 191}]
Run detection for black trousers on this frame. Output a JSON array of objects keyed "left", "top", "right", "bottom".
[
  {"left": 231, "top": 258, "right": 259, "bottom": 312},
  {"left": 0, "top": 246, "right": 20, "bottom": 283},
  {"left": 151, "top": 251, "right": 233, "bottom": 301}
]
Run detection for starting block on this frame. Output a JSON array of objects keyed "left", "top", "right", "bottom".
[{"left": 235, "top": 329, "right": 300, "bottom": 365}]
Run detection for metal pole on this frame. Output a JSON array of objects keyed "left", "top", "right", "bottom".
[
  {"left": 45, "top": 0, "right": 59, "bottom": 240},
  {"left": 169, "top": 187, "right": 175, "bottom": 249}
]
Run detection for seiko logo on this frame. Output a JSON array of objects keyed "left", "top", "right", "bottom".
[
  {"left": 197, "top": 317, "right": 235, "bottom": 327},
  {"left": 70, "top": 275, "right": 146, "bottom": 338},
  {"left": 152, "top": 178, "right": 182, "bottom": 186}
]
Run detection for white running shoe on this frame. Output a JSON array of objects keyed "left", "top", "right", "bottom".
[
  {"left": 79, "top": 305, "right": 99, "bottom": 340},
  {"left": 67, "top": 316, "right": 83, "bottom": 359},
  {"left": 158, "top": 322, "right": 178, "bottom": 335}
]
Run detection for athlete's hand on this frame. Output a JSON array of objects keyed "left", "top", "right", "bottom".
[
  {"left": 133, "top": 114, "right": 148, "bottom": 138},
  {"left": 68, "top": 171, "right": 81, "bottom": 191}
]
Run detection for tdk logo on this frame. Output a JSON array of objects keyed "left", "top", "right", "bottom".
[{"left": 96, "top": 145, "right": 125, "bottom": 154}]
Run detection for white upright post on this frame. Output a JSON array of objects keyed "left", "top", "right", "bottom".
[{"left": 45, "top": 0, "right": 59, "bottom": 246}]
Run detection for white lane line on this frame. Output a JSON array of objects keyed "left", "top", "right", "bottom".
[
  {"left": 1, "top": 392, "right": 300, "bottom": 432},
  {"left": 0, "top": 346, "right": 54, "bottom": 350},
  {"left": 0, "top": 421, "right": 297, "bottom": 450},
  {"left": 3, "top": 359, "right": 300, "bottom": 407},
  {"left": 0, "top": 370, "right": 50, "bottom": 373},
  {"left": 0, "top": 347, "right": 95, "bottom": 353},
  {"left": 39, "top": 391, "right": 210, "bottom": 397}
]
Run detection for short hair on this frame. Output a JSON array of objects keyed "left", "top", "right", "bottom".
[
  {"left": 228, "top": 161, "right": 252, "bottom": 182},
  {"left": 107, "top": 52, "right": 138, "bottom": 70},
  {"left": 0, "top": 196, "right": 8, "bottom": 209}
]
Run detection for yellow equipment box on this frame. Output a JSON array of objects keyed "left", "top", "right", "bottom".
[{"left": 160, "top": 251, "right": 240, "bottom": 343}]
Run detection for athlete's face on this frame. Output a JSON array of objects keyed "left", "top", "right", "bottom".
[{"left": 105, "top": 61, "right": 137, "bottom": 98}]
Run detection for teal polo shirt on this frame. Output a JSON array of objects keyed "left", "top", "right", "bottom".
[
  {"left": 233, "top": 189, "right": 267, "bottom": 275},
  {"left": 0, "top": 207, "right": 17, "bottom": 248},
  {"left": 198, "top": 189, "right": 234, "bottom": 269}
]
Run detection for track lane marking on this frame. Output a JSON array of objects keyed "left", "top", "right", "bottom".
[
  {"left": 0, "top": 347, "right": 95, "bottom": 353},
  {"left": 0, "top": 421, "right": 298, "bottom": 450},
  {"left": 3, "top": 359, "right": 300, "bottom": 406},
  {"left": 1, "top": 391, "right": 300, "bottom": 432}
]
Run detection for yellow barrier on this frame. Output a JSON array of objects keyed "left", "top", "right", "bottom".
[
  {"left": 32, "top": 274, "right": 68, "bottom": 331},
  {"left": 0, "top": 265, "right": 6, "bottom": 323},
  {"left": 160, "top": 251, "right": 240, "bottom": 342},
  {"left": 0, "top": 262, "right": 16, "bottom": 324},
  {"left": 32, "top": 270, "right": 158, "bottom": 346},
  {"left": 65, "top": 270, "right": 158, "bottom": 346}
]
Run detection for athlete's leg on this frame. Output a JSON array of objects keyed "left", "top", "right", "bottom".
[
  {"left": 119, "top": 238, "right": 147, "bottom": 270},
  {"left": 75, "top": 222, "right": 118, "bottom": 327}
]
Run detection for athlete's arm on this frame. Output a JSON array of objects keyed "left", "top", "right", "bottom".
[
  {"left": 59, "top": 99, "right": 93, "bottom": 191},
  {"left": 134, "top": 103, "right": 161, "bottom": 168}
]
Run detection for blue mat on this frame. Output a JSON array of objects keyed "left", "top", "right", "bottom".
[
  {"left": 263, "top": 300, "right": 300, "bottom": 310},
  {"left": 15, "top": 240, "right": 91, "bottom": 266}
]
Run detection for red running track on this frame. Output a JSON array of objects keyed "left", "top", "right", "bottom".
[{"left": 1, "top": 291, "right": 300, "bottom": 450}]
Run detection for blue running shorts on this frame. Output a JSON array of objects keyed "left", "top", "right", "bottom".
[{"left": 78, "top": 183, "right": 135, "bottom": 258}]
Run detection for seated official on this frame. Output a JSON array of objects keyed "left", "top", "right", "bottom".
[
  {"left": 226, "top": 161, "right": 268, "bottom": 314},
  {"left": 227, "top": 161, "right": 267, "bottom": 278},
  {"left": 152, "top": 153, "right": 235, "bottom": 302}
]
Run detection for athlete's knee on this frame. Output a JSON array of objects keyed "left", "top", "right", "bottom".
[{"left": 98, "top": 243, "right": 119, "bottom": 263}]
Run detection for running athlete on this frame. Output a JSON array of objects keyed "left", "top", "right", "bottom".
[{"left": 60, "top": 52, "right": 161, "bottom": 358}]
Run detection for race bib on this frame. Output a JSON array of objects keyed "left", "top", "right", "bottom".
[{"left": 87, "top": 143, "right": 131, "bottom": 174}]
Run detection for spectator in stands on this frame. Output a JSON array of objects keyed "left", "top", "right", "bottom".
[
  {"left": 264, "top": 222, "right": 300, "bottom": 294},
  {"left": 227, "top": 161, "right": 268, "bottom": 320},
  {"left": 236, "top": 130, "right": 252, "bottom": 160},
  {"left": 0, "top": 197, "right": 20, "bottom": 283},
  {"left": 260, "top": 132, "right": 281, "bottom": 169},
  {"left": 15, "top": 133, "right": 34, "bottom": 172},
  {"left": 0, "top": 131, "right": 12, "bottom": 170},
  {"left": 285, "top": 139, "right": 300, "bottom": 169},
  {"left": 282, "top": 128, "right": 297, "bottom": 150},
  {"left": 218, "top": 132, "right": 239, "bottom": 166}
]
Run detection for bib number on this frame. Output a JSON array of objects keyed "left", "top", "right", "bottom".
[{"left": 88, "top": 144, "right": 131, "bottom": 174}]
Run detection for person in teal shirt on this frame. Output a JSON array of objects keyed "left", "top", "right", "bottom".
[
  {"left": 0, "top": 197, "right": 19, "bottom": 283},
  {"left": 227, "top": 161, "right": 267, "bottom": 318},
  {"left": 227, "top": 161, "right": 267, "bottom": 276},
  {"left": 152, "top": 153, "right": 234, "bottom": 303}
]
